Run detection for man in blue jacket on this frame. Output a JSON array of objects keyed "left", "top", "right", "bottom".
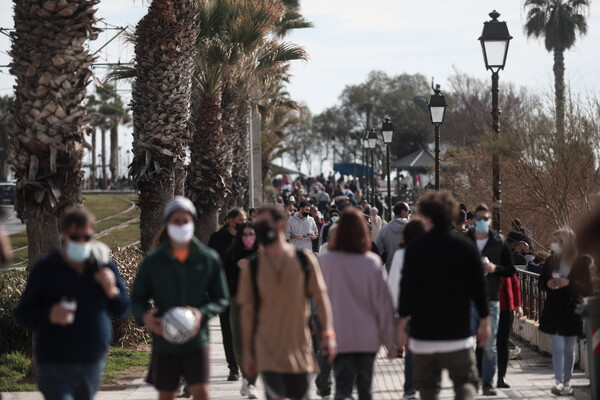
[{"left": 16, "top": 207, "right": 130, "bottom": 400}]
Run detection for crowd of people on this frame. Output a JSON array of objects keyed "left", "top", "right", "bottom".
[{"left": 5, "top": 177, "right": 599, "bottom": 400}]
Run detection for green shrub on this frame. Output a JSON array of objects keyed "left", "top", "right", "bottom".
[{"left": 0, "top": 270, "right": 31, "bottom": 355}]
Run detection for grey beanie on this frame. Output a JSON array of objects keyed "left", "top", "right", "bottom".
[{"left": 164, "top": 196, "right": 197, "bottom": 221}]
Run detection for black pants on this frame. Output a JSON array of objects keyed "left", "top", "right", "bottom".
[
  {"left": 312, "top": 312, "right": 332, "bottom": 395},
  {"left": 219, "top": 306, "right": 238, "bottom": 373},
  {"left": 497, "top": 310, "right": 514, "bottom": 380},
  {"left": 333, "top": 353, "right": 376, "bottom": 400}
]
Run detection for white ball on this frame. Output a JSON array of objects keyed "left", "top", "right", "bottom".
[{"left": 162, "top": 307, "right": 197, "bottom": 344}]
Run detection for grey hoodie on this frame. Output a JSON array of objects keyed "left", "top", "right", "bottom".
[
  {"left": 286, "top": 212, "right": 318, "bottom": 251},
  {"left": 375, "top": 218, "right": 409, "bottom": 270}
]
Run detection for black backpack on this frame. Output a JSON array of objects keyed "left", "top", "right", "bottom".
[{"left": 248, "top": 248, "right": 310, "bottom": 330}]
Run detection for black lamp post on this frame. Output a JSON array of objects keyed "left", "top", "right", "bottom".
[
  {"left": 367, "top": 128, "right": 378, "bottom": 205},
  {"left": 427, "top": 88, "right": 447, "bottom": 190},
  {"left": 362, "top": 131, "right": 369, "bottom": 202},
  {"left": 381, "top": 117, "right": 394, "bottom": 220},
  {"left": 479, "top": 10, "right": 512, "bottom": 231},
  {"left": 330, "top": 136, "right": 335, "bottom": 173}
]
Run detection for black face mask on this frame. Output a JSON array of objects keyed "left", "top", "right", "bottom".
[{"left": 255, "top": 221, "right": 277, "bottom": 246}]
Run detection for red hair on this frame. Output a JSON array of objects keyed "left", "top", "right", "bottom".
[{"left": 328, "top": 207, "right": 371, "bottom": 253}]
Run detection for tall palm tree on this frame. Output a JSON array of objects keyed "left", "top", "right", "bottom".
[
  {"left": 130, "top": 0, "right": 199, "bottom": 251},
  {"left": 0, "top": 96, "right": 14, "bottom": 181},
  {"left": 524, "top": 0, "right": 589, "bottom": 138},
  {"left": 9, "top": 0, "right": 100, "bottom": 263}
]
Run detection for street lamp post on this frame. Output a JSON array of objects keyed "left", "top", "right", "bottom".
[
  {"left": 381, "top": 117, "right": 394, "bottom": 220},
  {"left": 479, "top": 10, "right": 512, "bottom": 231},
  {"left": 367, "top": 128, "right": 378, "bottom": 205},
  {"left": 427, "top": 88, "right": 447, "bottom": 190},
  {"left": 362, "top": 132, "right": 369, "bottom": 202}
]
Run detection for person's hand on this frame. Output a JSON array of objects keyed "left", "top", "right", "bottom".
[
  {"left": 186, "top": 306, "right": 203, "bottom": 336},
  {"left": 477, "top": 317, "right": 491, "bottom": 347},
  {"left": 243, "top": 351, "right": 257, "bottom": 379},
  {"left": 320, "top": 335, "right": 338, "bottom": 363},
  {"left": 516, "top": 306, "right": 524, "bottom": 318},
  {"left": 483, "top": 261, "right": 497, "bottom": 274},
  {"left": 387, "top": 347, "right": 397, "bottom": 361},
  {"left": 556, "top": 277, "right": 570, "bottom": 289},
  {"left": 49, "top": 303, "right": 74, "bottom": 326},
  {"left": 309, "top": 233, "right": 318, "bottom": 240},
  {"left": 290, "top": 234, "right": 301, "bottom": 240},
  {"left": 548, "top": 279, "right": 558, "bottom": 290},
  {"left": 94, "top": 267, "right": 119, "bottom": 299},
  {"left": 397, "top": 329, "right": 409, "bottom": 350},
  {"left": 142, "top": 308, "right": 164, "bottom": 335}
]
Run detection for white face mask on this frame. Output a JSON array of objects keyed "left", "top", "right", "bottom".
[
  {"left": 550, "top": 242, "right": 563, "bottom": 255},
  {"left": 167, "top": 222, "right": 195, "bottom": 244}
]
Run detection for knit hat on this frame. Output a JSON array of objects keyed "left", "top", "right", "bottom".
[{"left": 164, "top": 196, "right": 197, "bottom": 221}]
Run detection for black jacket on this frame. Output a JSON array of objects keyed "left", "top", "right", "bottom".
[
  {"left": 208, "top": 226, "right": 236, "bottom": 293},
  {"left": 467, "top": 229, "right": 515, "bottom": 301},
  {"left": 399, "top": 227, "right": 489, "bottom": 341},
  {"left": 539, "top": 254, "right": 593, "bottom": 336}
]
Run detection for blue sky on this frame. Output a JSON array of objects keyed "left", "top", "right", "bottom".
[{"left": 0, "top": 0, "right": 599, "bottom": 176}]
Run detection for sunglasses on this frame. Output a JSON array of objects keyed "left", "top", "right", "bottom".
[
  {"left": 69, "top": 234, "right": 92, "bottom": 242},
  {"left": 475, "top": 216, "right": 490, "bottom": 222}
]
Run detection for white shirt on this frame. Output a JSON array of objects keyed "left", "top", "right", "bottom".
[
  {"left": 476, "top": 238, "right": 489, "bottom": 253},
  {"left": 409, "top": 336, "right": 476, "bottom": 355}
]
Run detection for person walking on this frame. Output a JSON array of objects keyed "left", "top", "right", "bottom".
[
  {"left": 539, "top": 228, "right": 593, "bottom": 396},
  {"left": 286, "top": 200, "right": 318, "bottom": 253},
  {"left": 131, "top": 196, "right": 229, "bottom": 400},
  {"left": 369, "top": 207, "right": 383, "bottom": 239},
  {"left": 398, "top": 190, "right": 490, "bottom": 400},
  {"left": 16, "top": 207, "right": 130, "bottom": 400},
  {"left": 228, "top": 222, "right": 260, "bottom": 399},
  {"left": 319, "top": 207, "right": 395, "bottom": 400},
  {"left": 496, "top": 274, "right": 523, "bottom": 389},
  {"left": 467, "top": 203, "right": 516, "bottom": 396},
  {"left": 208, "top": 207, "right": 247, "bottom": 381},
  {"left": 238, "top": 205, "right": 337, "bottom": 400},
  {"left": 388, "top": 217, "right": 428, "bottom": 400},
  {"left": 375, "top": 201, "right": 410, "bottom": 271}
]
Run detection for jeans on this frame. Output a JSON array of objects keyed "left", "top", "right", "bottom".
[
  {"left": 497, "top": 310, "right": 514, "bottom": 380},
  {"left": 404, "top": 350, "right": 414, "bottom": 394},
  {"left": 37, "top": 359, "right": 105, "bottom": 400},
  {"left": 311, "top": 300, "right": 332, "bottom": 395},
  {"left": 551, "top": 334, "right": 577, "bottom": 385},
  {"left": 333, "top": 353, "right": 376, "bottom": 400},
  {"left": 471, "top": 300, "right": 500, "bottom": 386},
  {"left": 412, "top": 348, "right": 479, "bottom": 400}
]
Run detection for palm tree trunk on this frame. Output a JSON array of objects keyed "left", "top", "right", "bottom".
[
  {"left": 131, "top": 0, "right": 198, "bottom": 251},
  {"left": 554, "top": 48, "right": 566, "bottom": 139},
  {"left": 91, "top": 129, "right": 97, "bottom": 189},
  {"left": 9, "top": 0, "right": 98, "bottom": 264},
  {"left": 101, "top": 128, "right": 107, "bottom": 189},
  {"left": 186, "top": 91, "right": 229, "bottom": 243},
  {"left": 110, "top": 119, "right": 118, "bottom": 180}
]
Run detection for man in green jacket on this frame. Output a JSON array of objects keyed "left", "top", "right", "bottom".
[{"left": 131, "top": 196, "right": 229, "bottom": 400}]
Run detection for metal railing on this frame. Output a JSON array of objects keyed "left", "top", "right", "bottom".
[{"left": 515, "top": 266, "right": 546, "bottom": 322}]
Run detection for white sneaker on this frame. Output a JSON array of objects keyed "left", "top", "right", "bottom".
[
  {"left": 551, "top": 382, "right": 564, "bottom": 396},
  {"left": 248, "top": 384, "right": 258, "bottom": 399},
  {"left": 240, "top": 379, "right": 249, "bottom": 397},
  {"left": 563, "top": 385, "right": 574, "bottom": 396}
]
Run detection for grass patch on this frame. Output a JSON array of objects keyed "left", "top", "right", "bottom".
[
  {"left": 0, "top": 348, "right": 150, "bottom": 391},
  {"left": 96, "top": 209, "right": 140, "bottom": 233},
  {"left": 8, "top": 231, "right": 28, "bottom": 249},
  {"left": 100, "top": 223, "right": 140, "bottom": 248},
  {"left": 84, "top": 194, "right": 136, "bottom": 220},
  {"left": 103, "top": 347, "right": 150, "bottom": 383},
  {"left": 0, "top": 352, "right": 35, "bottom": 392}
]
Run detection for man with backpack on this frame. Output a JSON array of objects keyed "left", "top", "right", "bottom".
[{"left": 237, "top": 205, "right": 337, "bottom": 400}]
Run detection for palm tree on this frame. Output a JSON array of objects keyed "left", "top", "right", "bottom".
[
  {"left": 9, "top": 0, "right": 100, "bottom": 263},
  {"left": 0, "top": 96, "right": 14, "bottom": 181},
  {"left": 130, "top": 0, "right": 199, "bottom": 251},
  {"left": 524, "top": 0, "right": 589, "bottom": 138}
]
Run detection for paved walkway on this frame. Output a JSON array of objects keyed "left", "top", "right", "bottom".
[{"left": 2, "top": 320, "right": 592, "bottom": 399}]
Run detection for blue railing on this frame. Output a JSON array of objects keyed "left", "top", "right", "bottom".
[{"left": 515, "top": 266, "right": 546, "bottom": 322}]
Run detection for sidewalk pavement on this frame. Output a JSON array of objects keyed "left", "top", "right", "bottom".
[{"left": 2, "top": 319, "right": 592, "bottom": 399}]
